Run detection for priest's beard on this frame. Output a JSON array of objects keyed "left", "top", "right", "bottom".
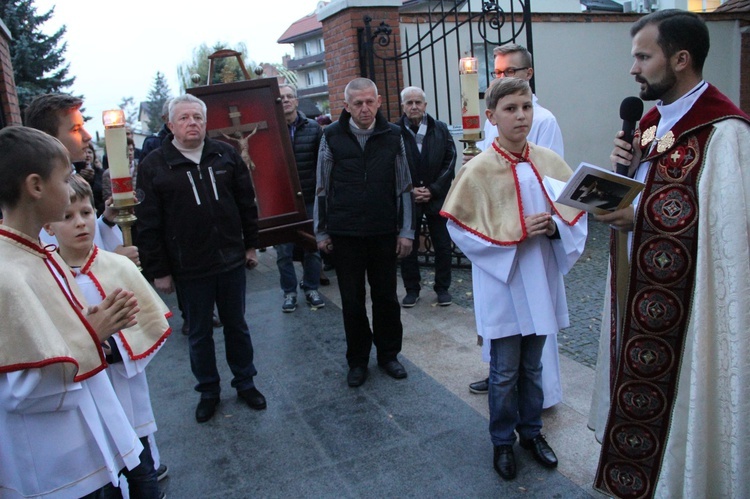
[{"left": 637, "top": 67, "right": 677, "bottom": 101}]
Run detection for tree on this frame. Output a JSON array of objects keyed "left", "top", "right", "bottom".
[
  {"left": 144, "top": 72, "right": 172, "bottom": 134},
  {"left": 0, "top": 0, "right": 75, "bottom": 112},
  {"left": 118, "top": 96, "right": 139, "bottom": 128},
  {"left": 177, "top": 42, "right": 257, "bottom": 92}
]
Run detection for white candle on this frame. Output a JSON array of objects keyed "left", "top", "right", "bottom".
[
  {"left": 459, "top": 57, "right": 480, "bottom": 135},
  {"left": 102, "top": 110, "right": 131, "bottom": 203}
]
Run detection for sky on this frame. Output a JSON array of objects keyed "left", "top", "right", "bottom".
[{"left": 33, "top": 0, "right": 323, "bottom": 139}]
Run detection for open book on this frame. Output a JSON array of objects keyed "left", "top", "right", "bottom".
[{"left": 543, "top": 162, "right": 645, "bottom": 215}]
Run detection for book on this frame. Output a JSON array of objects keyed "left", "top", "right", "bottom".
[{"left": 543, "top": 162, "right": 645, "bottom": 215}]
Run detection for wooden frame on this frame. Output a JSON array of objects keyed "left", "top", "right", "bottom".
[{"left": 188, "top": 78, "right": 314, "bottom": 248}]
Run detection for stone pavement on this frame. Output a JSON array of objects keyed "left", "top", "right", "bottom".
[{"left": 146, "top": 221, "right": 612, "bottom": 498}]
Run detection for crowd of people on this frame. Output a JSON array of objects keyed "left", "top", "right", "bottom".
[{"left": 0, "top": 9, "right": 748, "bottom": 499}]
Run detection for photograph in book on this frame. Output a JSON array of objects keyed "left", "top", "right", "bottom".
[{"left": 544, "top": 162, "right": 645, "bottom": 216}]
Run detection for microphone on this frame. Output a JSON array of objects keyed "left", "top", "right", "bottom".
[{"left": 617, "top": 96, "right": 644, "bottom": 176}]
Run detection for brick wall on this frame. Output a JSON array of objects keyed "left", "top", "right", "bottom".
[
  {"left": 0, "top": 19, "right": 22, "bottom": 127},
  {"left": 321, "top": 6, "right": 401, "bottom": 121},
  {"left": 741, "top": 26, "right": 750, "bottom": 114}
]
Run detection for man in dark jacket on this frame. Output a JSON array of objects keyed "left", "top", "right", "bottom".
[
  {"left": 314, "top": 78, "right": 415, "bottom": 388},
  {"left": 398, "top": 86, "right": 456, "bottom": 308},
  {"left": 141, "top": 99, "right": 172, "bottom": 161},
  {"left": 275, "top": 84, "right": 325, "bottom": 313},
  {"left": 135, "top": 94, "right": 266, "bottom": 423}
]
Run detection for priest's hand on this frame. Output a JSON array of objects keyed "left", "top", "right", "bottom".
[
  {"left": 154, "top": 275, "right": 174, "bottom": 294},
  {"left": 396, "top": 237, "right": 413, "bottom": 259},
  {"left": 611, "top": 130, "right": 643, "bottom": 177},
  {"left": 595, "top": 205, "right": 635, "bottom": 232},
  {"left": 525, "top": 212, "right": 554, "bottom": 238},
  {"left": 87, "top": 288, "right": 139, "bottom": 342}
]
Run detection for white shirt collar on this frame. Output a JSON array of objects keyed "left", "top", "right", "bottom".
[{"left": 655, "top": 80, "right": 708, "bottom": 138}]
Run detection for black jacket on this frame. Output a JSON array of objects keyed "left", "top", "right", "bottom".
[
  {"left": 323, "top": 110, "right": 403, "bottom": 236},
  {"left": 135, "top": 135, "right": 259, "bottom": 281},
  {"left": 141, "top": 124, "right": 170, "bottom": 161},
  {"left": 399, "top": 113, "right": 456, "bottom": 214},
  {"left": 289, "top": 112, "right": 323, "bottom": 206}
]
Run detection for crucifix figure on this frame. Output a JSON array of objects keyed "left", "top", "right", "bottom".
[{"left": 207, "top": 105, "right": 268, "bottom": 215}]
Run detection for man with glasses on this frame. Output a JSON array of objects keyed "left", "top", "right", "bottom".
[
  {"left": 274, "top": 84, "right": 325, "bottom": 313},
  {"left": 467, "top": 44, "right": 566, "bottom": 410}
]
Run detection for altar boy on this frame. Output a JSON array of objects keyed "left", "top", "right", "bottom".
[
  {"left": 0, "top": 126, "right": 142, "bottom": 498},
  {"left": 440, "top": 78, "right": 587, "bottom": 480},
  {"left": 44, "top": 174, "right": 172, "bottom": 498}
]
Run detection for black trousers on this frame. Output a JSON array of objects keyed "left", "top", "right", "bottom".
[
  {"left": 331, "top": 233, "right": 403, "bottom": 368},
  {"left": 401, "top": 207, "right": 452, "bottom": 293}
]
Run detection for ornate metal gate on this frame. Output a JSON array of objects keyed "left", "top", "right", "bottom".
[{"left": 357, "top": 1, "right": 533, "bottom": 268}]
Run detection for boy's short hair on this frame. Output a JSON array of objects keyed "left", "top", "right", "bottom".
[
  {"left": 485, "top": 77, "right": 532, "bottom": 111},
  {"left": 69, "top": 174, "right": 95, "bottom": 206},
  {"left": 0, "top": 126, "right": 70, "bottom": 209},
  {"left": 24, "top": 93, "right": 84, "bottom": 137}
]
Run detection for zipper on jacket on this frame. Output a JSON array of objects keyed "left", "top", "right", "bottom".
[
  {"left": 208, "top": 167, "right": 219, "bottom": 200},
  {"left": 186, "top": 171, "right": 201, "bottom": 205}
]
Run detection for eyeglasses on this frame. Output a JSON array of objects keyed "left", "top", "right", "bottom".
[{"left": 491, "top": 67, "right": 529, "bottom": 78}]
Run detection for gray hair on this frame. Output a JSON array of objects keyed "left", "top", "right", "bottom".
[
  {"left": 485, "top": 77, "right": 531, "bottom": 111},
  {"left": 344, "top": 78, "right": 378, "bottom": 103},
  {"left": 493, "top": 43, "right": 533, "bottom": 68},
  {"left": 279, "top": 83, "right": 298, "bottom": 98},
  {"left": 169, "top": 94, "right": 207, "bottom": 121},
  {"left": 400, "top": 86, "right": 426, "bottom": 102}
]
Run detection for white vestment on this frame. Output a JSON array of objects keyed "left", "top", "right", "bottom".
[
  {"left": 475, "top": 96, "right": 567, "bottom": 407},
  {"left": 448, "top": 161, "right": 587, "bottom": 359},
  {"left": 589, "top": 92, "right": 750, "bottom": 497}
]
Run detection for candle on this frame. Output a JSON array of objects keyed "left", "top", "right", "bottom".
[
  {"left": 459, "top": 56, "right": 480, "bottom": 135},
  {"left": 102, "top": 110, "right": 131, "bottom": 204}
]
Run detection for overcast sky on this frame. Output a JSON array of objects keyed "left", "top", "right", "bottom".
[{"left": 33, "top": 0, "right": 322, "bottom": 139}]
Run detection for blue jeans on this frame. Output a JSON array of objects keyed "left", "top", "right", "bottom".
[
  {"left": 275, "top": 202, "right": 322, "bottom": 294},
  {"left": 488, "top": 334, "right": 546, "bottom": 446},
  {"left": 176, "top": 265, "right": 257, "bottom": 398},
  {"left": 274, "top": 242, "right": 321, "bottom": 294},
  {"left": 100, "top": 436, "right": 159, "bottom": 498}
]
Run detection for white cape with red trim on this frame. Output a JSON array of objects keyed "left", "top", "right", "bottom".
[{"left": 0, "top": 226, "right": 105, "bottom": 380}]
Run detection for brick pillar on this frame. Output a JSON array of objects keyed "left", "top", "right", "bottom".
[
  {"left": 741, "top": 25, "right": 749, "bottom": 115},
  {"left": 319, "top": 0, "right": 402, "bottom": 122},
  {"left": 0, "top": 19, "right": 22, "bottom": 127}
]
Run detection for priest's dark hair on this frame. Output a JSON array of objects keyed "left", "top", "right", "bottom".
[{"left": 631, "top": 9, "right": 710, "bottom": 73}]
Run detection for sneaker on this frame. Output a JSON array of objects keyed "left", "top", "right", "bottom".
[
  {"left": 305, "top": 290, "right": 325, "bottom": 308},
  {"left": 156, "top": 464, "right": 169, "bottom": 481},
  {"left": 401, "top": 292, "right": 420, "bottom": 308},
  {"left": 437, "top": 290, "right": 452, "bottom": 306},
  {"left": 282, "top": 293, "right": 297, "bottom": 313}
]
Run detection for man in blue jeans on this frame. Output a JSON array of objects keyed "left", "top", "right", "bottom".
[
  {"left": 136, "top": 94, "right": 266, "bottom": 423},
  {"left": 274, "top": 84, "right": 325, "bottom": 312}
]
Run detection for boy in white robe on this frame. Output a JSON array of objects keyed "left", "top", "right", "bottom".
[
  {"left": 0, "top": 126, "right": 143, "bottom": 498},
  {"left": 45, "top": 175, "right": 172, "bottom": 499},
  {"left": 441, "top": 78, "right": 587, "bottom": 481}
]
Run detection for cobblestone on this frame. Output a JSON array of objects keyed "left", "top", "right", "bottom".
[{"left": 410, "top": 219, "right": 610, "bottom": 369}]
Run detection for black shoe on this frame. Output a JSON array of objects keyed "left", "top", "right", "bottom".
[
  {"left": 238, "top": 387, "right": 267, "bottom": 410},
  {"left": 319, "top": 273, "right": 331, "bottom": 286},
  {"left": 401, "top": 292, "right": 419, "bottom": 308},
  {"left": 469, "top": 377, "right": 489, "bottom": 394},
  {"left": 195, "top": 398, "right": 220, "bottom": 423},
  {"left": 347, "top": 366, "right": 368, "bottom": 387},
  {"left": 379, "top": 360, "right": 407, "bottom": 379},
  {"left": 323, "top": 263, "right": 334, "bottom": 271},
  {"left": 156, "top": 464, "right": 169, "bottom": 481},
  {"left": 436, "top": 290, "right": 452, "bottom": 306},
  {"left": 181, "top": 321, "right": 189, "bottom": 336},
  {"left": 493, "top": 445, "right": 517, "bottom": 480},
  {"left": 519, "top": 434, "right": 558, "bottom": 468}
]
